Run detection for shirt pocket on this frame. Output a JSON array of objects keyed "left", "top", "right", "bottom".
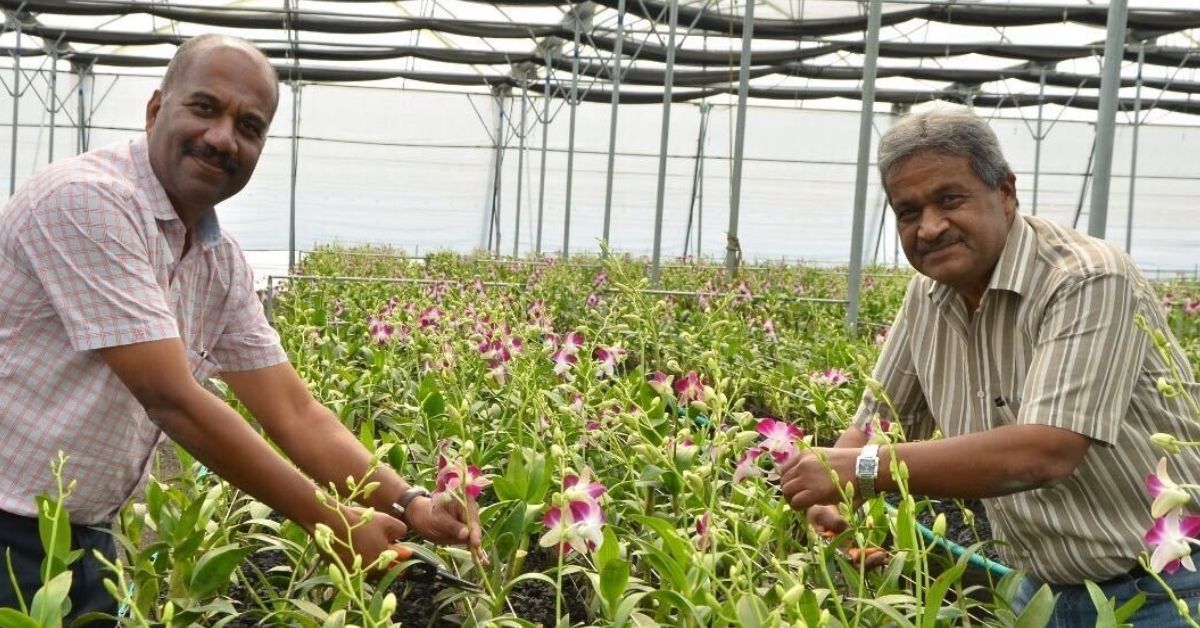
[
  {"left": 988, "top": 393, "right": 1022, "bottom": 426},
  {"left": 187, "top": 346, "right": 221, "bottom": 383}
]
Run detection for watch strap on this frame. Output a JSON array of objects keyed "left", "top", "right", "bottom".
[
  {"left": 389, "top": 486, "right": 431, "bottom": 524},
  {"left": 856, "top": 444, "right": 881, "bottom": 499}
]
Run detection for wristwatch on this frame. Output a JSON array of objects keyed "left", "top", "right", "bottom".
[
  {"left": 389, "top": 486, "right": 431, "bottom": 524},
  {"left": 855, "top": 444, "right": 881, "bottom": 499}
]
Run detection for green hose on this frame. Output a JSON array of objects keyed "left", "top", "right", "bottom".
[{"left": 885, "top": 503, "right": 1013, "bottom": 579}]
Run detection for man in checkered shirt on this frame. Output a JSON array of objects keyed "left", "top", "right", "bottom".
[{"left": 0, "top": 35, "right": 480, "bottom": 621}]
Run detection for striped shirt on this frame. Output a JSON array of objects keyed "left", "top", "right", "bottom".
[
  {"left": 0, "top": 135, "right": 287, "bottom": 525},
  {"left": 855, "top": 214, "right": 1200, "bottom": 584}
]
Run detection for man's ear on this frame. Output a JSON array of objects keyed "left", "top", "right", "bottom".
[
  {"left": 145, "top": 90, "right": 163, "bottom": 133},
  {"left": 1000, "top": 171, "right": 1018, "bottom": 216}
]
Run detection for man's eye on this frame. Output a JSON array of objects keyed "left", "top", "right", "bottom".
[
  {"left": 192, "top": 102, "right": 214, "bottom": 113},
  {"left": 942, "top": 194, "right": 966, "bottom": 208}
]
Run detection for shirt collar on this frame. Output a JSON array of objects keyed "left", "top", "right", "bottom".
[
  {"left": 131, "top": 134, "right": 224, "bottom": 251},
  {"left": 925, "top": 213, "right": 1038, "bottom": 306}
]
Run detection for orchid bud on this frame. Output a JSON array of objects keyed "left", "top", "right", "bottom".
[
  {"left": 782, "top": 584, "right": 804, "bottom": 605},
  {"left": 352, "top": 554, "right": 363, "bottom": 572},
  {"left": 381, "top": 593, "right": 397, "bottom": 617},
  {"left": 1178, "top": 599, "right": 1190, "bottom": 617},
  {"left": 446, "top": 404, "right": 462, "bottom": 421},
  {"left": 684, "top": 471, "right": 705, "bottom": 495},
  {"left": 689, "top": 400, "right": 710, "bottom": 412},
  {"left": 735, "top": 431, "right": 760, "bottom": 447},
  {"left": 1153, "top": 329, "right": 1169, "bottom": 349},
  {"left": 104, "top": 579, "right": 121, "bottom": 600},
  {"left": 694, "top": 464, "right": 713, "bottom": 478},
  {"left": 550, "top": 444, "right": 564, "bottom": 459},
  {"left": 360, "top": 508, "right": 375, "bottom": 524},
  {"left": 897, "top": 460, "right": 910, "bottom": 483},
  {"left": 962, "top": 508, "right": 975, "bottom": 528},
  {"left": 932, "top": 513, "right": 947, "bottom": 537},
  {"left": 1157, "top": 377, "right": 1178, "bottom": 397},
  {"left": 666, "top": 359, "right": 681, "bottom": 371},
  {"left": 163, "top": 600, "right": 175, "bottom": 624},
  {"left": 328, "top": 564, "right": 346, "bottom": 589},
  {"left": 379, "top": 548, "right": 398, "bottom": 565},
  {"left": 313, "top": 524, "right": 334, "bottom": 552},
  {"left": 1151, "top": 433, "right": 1184, "bottom": 455}
]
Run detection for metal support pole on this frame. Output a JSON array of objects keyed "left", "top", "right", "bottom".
[
  {"left": 536, "top": 50, "right": 551, "bottom": 256},
  {"left": 484, "top": 88, "right": 507, "bottom": 255},
  {"left": 10, "top": 22, "right": 22, "bottom": 195},
  {"left": 1031, "top": 67, "right": 1045, "bottom": 216},
  {"left": 48, "top": 48, "right": 57, "bottom": 164},
  {"left": 74, "top": 61, "right": 92, "bottom": 155},
  {"left": 683, "top": 103, "right": 710, "bottom": 259},
  {"left": 562, "top": 16, "right": 582, "bottom": 258},
  {"left": 601, "top": 0, "right": 626, "bottom": 254},
  {"left": 1125, "top": 43, "right": 1144, "bottom": 253},
  {"left": 288, "top": 81, "right": 301, "bottom": 273},
  {"left": 697, "top": 109, "right": 705, "bottom": 260},
  {"left": 846, "top": 0, "right": 883, "bottom": 332},
  {"left": 649, "top": 0, "right": 679, "bottom": 287},
  {"left": 1087, "top": 0, "right": 1128, "bottom": 239},
  {"left": 725, "top": 0, "right": 756, "bottom": 279},
  {"left": 513, "top": 87, "right": 528, "bottom": 257}
]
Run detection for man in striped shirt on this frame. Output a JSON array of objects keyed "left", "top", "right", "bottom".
[
  {"left": 780, "top": 108, "right": 1200, "bottom": 624},
  {"left": 0, "top": 35, "right": 479, "bottom": 621}
]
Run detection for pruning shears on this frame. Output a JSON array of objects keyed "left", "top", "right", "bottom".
[{"left": 388, "top": 543, "right": 482, "bottom": 591}]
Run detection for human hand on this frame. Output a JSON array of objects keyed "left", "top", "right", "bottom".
[
  {"left": 404, "top": 496, "right": 487, "bottom": 565},
  {"left": 807, "top": 504, "right": 888, "bottom": 569},
  {"left": 317, "top": 505, "right": 408, "bottom": 571},
  {"left": 779, "top": 447, "right": 854, "bottom": 512}
]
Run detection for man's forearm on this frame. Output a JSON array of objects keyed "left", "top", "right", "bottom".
[
  {"left": 262, "top": 400, "right": 413, "bottom": 513},
  {"left": 873, "top": 424, "right": 1089, "bottom": 499},
  {"left": 146, "top": 389, "right": 336, "bottom": 532}
]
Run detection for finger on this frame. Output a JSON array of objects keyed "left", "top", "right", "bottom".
[
  {"left": 789, "top": 489, "right": 815, "bottom": 513},
  {"left": 381, "top": 513, "right": 408, "bottom": 541}
]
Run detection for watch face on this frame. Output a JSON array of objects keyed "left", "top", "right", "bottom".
[{"left": 856, "top": 458, "right": 878, "bottom": 476}]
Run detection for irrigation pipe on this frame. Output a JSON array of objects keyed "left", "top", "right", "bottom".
[{"left": 884, "top": 503, "right": 1013, "bottom": 579}]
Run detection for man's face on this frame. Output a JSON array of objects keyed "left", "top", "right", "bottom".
[
  {"left": 886, "top": 151, "right": 1017, "bottom": 297},
  {"left": 145, "top": 45, "right": 276, "bottom": 213}
]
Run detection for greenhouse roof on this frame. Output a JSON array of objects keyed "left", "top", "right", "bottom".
[{"left": 2, "top": 0, "right": 1199, "bottom": 116}]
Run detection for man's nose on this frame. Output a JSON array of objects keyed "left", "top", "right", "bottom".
[
  {"left": 202, "top": 117, "right": 238, "bottom": 158},
  {"left": 916, "top": 206, "right": 948, "bottom": 243}
]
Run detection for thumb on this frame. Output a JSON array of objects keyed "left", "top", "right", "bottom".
[{"left": 383, "top": 513, "right": 408, "bottom": 541}]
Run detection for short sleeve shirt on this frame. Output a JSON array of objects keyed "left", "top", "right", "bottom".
[
  {"left": 0, "top": 135, "right": 287, "bottom": 525},
  {"left": 854, "top": 214, "right": 1200, "bottom": 584}
]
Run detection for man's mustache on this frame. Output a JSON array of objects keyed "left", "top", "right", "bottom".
[
  {"left": 917, "top": 234, "right": 962, "bottom": 255},
  {"left": 183, "top": 140, "right": 239, "bottom": 176}
]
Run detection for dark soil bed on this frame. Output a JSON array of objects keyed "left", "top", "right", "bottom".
[{"left": 225, "top": 535, "right": 589, "bottom": 626}]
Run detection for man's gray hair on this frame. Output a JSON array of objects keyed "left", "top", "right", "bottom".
[{"left": 877, "top": 108, "right": 1012, "bottom": 190}]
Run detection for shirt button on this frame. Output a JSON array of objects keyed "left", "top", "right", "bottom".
[{"left": 976, "top": 390, "right": 985, "bottom": 399}]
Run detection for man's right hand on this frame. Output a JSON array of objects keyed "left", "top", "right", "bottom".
[
  {"left": 321, "top": 506, "right": 409, "bottom": 571},
  {"left": 807, "top": 504, "right": 888, "bottom": 569}
]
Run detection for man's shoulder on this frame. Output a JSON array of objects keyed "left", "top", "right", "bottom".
[
  {"left": 21, "top": 139, "right": 143, "bottom": 207},
  {"left": 1025, "top": 215, "right": 1139, "bottom": 284}
]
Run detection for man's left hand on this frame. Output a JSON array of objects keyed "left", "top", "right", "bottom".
[
  {"left": 403, "top": 496, "right": 486, "bottom": 561},
  {"left": 779, "top": 447, "right": 857, "bottom": 512}
]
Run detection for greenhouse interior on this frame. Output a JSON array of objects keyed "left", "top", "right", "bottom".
[{"left": 1, "top": 0, "right": 1200, "bottom": 626}]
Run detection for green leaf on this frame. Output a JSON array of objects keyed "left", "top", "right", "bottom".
[
  {"left": 798, "top": 589, "right": 823, "bottom": 627},
  {"left": 290, "top": 598, "right": 330, "bottom": 622},
  {"left": 1085, "top": 581, "right": 1119, "bottom": 628},
  {"left": 321, "top": 609, "right": 347, "bottom": 628},
  {"left": 188, "top": 544, "right": 254, "bottom": 598},
  {"left": 596, "top": 526, "right": 620, "bottom": 571},
  {"left": 919, "top": 551, "right": 969, "bottom": 628},
  {"left": 419, "top": 377, "right": 446, "bottom": 419},
  {"left": 1014, "top": 583, "right": 1056, "bottom": 628},
  {"left": 30, "top": 570, "right": 73, "bottom": 627},
  {"left": 736, "top": 593, "right": 768, "bottom": 628},
  {"left": 1114, "top": 591, "right": 1146, "bottom": 623},
  {"left": 630, "top": 516, "right": 690, "bottom": 565},
  {"left": 35, "top": 496, "right": 71, "bottom": 570},
  {"left": 600, "top": 560, "right": 630, "bottom": 615},
  {"left": 0, "top": 609, "right": 42, "bottom": 628}
]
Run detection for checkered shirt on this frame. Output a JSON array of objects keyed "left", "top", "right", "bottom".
[{"left": 0, "top": 135, "right": 287, "bottom": 525}]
